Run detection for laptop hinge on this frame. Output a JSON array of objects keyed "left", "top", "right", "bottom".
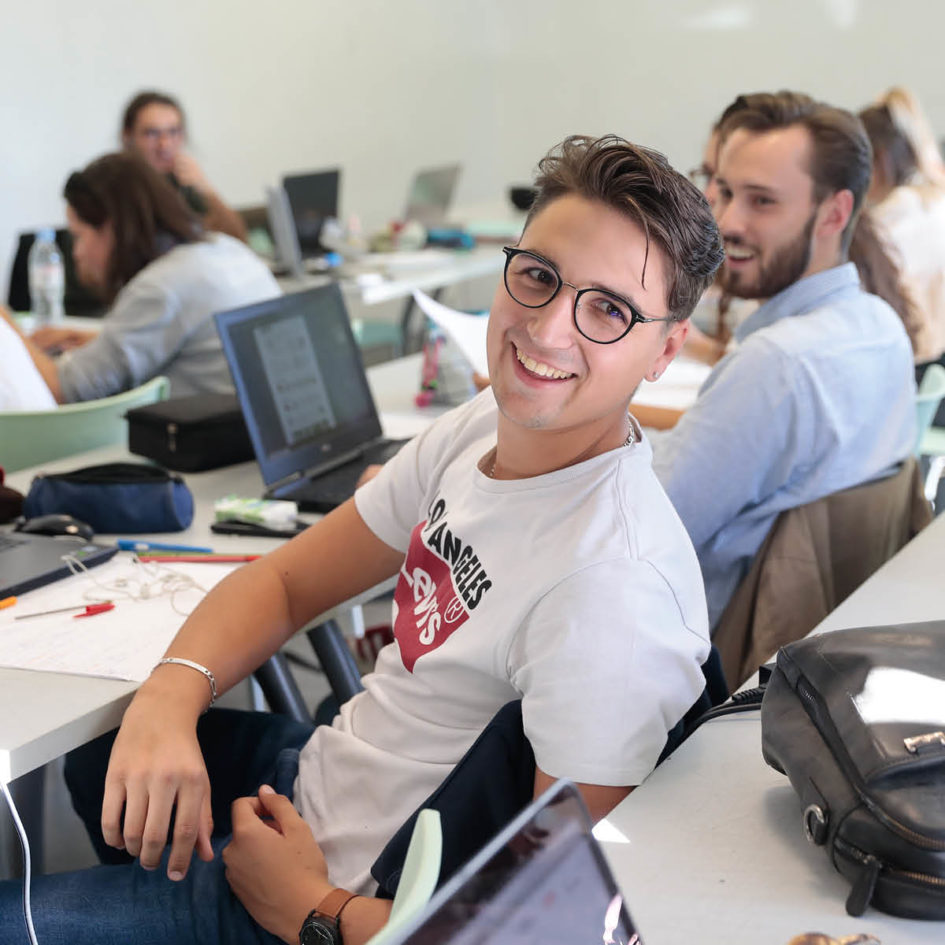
[{"left": 267, "top": 446, "right": 366, "bottom": 496}]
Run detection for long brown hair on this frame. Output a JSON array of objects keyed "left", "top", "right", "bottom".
[
  {"left": 848, "top": 213, "right": 922, "bottom": 357},
  {"left": 64, "top": 152, "right": 202, "bottom": 303},
  {"left": 527, "top": 135, "right": 724, "bottom": 321}
]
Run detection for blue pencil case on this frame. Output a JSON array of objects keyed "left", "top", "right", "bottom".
[{"left": 24, "top": 462, "right": 194, "bottom": 534}]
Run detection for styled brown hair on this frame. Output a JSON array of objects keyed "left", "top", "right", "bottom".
[
  {"left": 717, "top": 91, "right": 871, "bottom": 252},
  {"left": 121, "top": 90, "right": 185, "bottom": 137},
  {"left": 64, "top": 152, "right": 202, "bottom": 302},
  {"left": 526, "top": 135, "right": 724, "bottom": 321}
]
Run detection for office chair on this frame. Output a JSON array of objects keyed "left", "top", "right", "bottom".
[
  {"left": 915, "top": 363, "right": 945, "bottom": 502},
  {"left": 0, "top": 375, "right": 170, "bottom": 473}
]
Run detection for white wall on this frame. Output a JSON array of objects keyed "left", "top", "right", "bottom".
[{"left": 3, "top": 0, "right": 944, "bottom": 294}]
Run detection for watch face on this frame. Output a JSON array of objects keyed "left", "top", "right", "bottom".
[{"left": 300, "top": 916, "right": 341, "bottom": 945}]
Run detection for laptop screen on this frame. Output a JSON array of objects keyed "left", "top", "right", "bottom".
[
  {"left": 215, "top": 286, "right": 383, "bottom": 490},
  {"left": 282, "top": 169, "right": 341, "bottom": 256},
  {"left": 405, "top": 165, "right": 461, "bottom": 228},
  {"left": 392, "top": 781, "right": 641, "bottom": 944}
]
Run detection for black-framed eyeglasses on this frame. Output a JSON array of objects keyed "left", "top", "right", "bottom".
[{"left": 501, "top": 246, "right": 672, "bottom": 345}]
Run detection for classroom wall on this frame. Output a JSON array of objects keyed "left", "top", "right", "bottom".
[{"left": 3, "top": 0, "right": 943, "bottom": 295}]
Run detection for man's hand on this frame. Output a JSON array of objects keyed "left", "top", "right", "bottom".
[
  {"left": 173, "top": 152, "right": 213, "bottom": 196},
  {"left": 223, "top": 785, "right": 333, "bottom": 944},
  {"left": 30, "top": 325, "right": 96, "bottom": 353},
  {"left": 101, "top": 682, "right": 214, "bottom": 880}
]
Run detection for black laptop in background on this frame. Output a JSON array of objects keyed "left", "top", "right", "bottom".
[{"left": 215, "top": 285, "right": 406, "bottom": 514}]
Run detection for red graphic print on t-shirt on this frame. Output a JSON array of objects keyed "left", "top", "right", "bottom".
[{"left": 393, "top": 520, "right": 470, "bottom": 672}]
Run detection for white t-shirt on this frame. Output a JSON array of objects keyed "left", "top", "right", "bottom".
[
  {"left": 0, "top": 318, "right": 56, "bottom": 410},
  {"left": 295, "top": 390, "right": 710, "bottom": 893}
]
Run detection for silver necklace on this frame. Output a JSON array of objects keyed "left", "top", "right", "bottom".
[{"left": 486, "top": 421, "right": 635, "bottom": 479}]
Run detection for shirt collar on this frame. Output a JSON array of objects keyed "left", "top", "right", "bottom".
[{"left": 734, "top": 262, "right": 860, "bottom": 344}]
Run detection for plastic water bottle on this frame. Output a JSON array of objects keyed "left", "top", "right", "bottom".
[{"left": 28, "top": 228, "right": 65, "bottom": 325}]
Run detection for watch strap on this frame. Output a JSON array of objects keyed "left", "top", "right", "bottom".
[{"left": 315, "top": 887, "right": 357, "bottom": 921}]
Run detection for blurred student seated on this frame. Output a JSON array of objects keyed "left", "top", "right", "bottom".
[
  {"left": 6, "top": 152, "right": 279, "bottom": 403},
  {"left": 121, "top": 89, "right": 247, "bottom": 242},
  {"left": 645, "top": 91, "right": 916, "bottom": 633},
  {"left": 0, "top": 307, "right": 55, "bottom": 410},
  {"left": 860, "top": 86, "right": 945, "bottom": 373}
]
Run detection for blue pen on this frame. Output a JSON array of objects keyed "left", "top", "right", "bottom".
[{"left": 117, "top": 539, "right": 214, "bottom": 554}]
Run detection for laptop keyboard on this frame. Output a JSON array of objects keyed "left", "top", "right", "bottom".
[{"left": 287, "top": 438, "right": 407, "bottom": 513}]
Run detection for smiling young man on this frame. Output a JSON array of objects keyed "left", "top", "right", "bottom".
[
  {"left": 0, "top": 136, "right": 723, "bottom": 945},
  {"left": 651, "top": 92, "right": 917, "bottom": 638}
]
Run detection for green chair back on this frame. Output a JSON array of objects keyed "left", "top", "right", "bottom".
[
  {"left": 364, "top": 809, "right": 442, "bottom": 945},
  {"left": 915, "top": 364, "right": 945, "bottom": 455},
  {"left": 0, "top": 376, "right": 170, "bottom": 473}
]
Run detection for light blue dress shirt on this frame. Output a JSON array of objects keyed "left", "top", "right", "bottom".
[{"left": 651, "top": 263, "right": 917, "bottom": 630}]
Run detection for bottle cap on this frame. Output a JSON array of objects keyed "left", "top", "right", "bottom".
[{"left": 36, "top": 227, "right": 56, "bottom": 242}]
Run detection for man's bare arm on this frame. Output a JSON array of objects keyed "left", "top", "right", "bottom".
[
  {"left": 102, "top": 498, "right": 405, "bottom": 879},
  {"left": 534, "top": 767, "right": 633, "bottom": 823}
]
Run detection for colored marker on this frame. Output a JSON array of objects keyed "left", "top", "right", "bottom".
[
  {"left": 0, "top": 596, "right": 16, "bottom": 610},
  {"left": 117, "top": 539, "right": 214, "bottom": 554}
]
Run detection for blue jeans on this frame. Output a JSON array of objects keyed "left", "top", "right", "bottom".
[{"left": 0, "top": 709, "right": 314, "bottom": 945}]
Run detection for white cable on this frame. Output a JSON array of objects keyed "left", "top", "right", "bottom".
[{"left": 1, "top": 778, "right": 39, "bottom": 945}]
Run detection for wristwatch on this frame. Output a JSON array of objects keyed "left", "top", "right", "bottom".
[{"left": 299, "top": 888, "right": 358, "bottom": 945}]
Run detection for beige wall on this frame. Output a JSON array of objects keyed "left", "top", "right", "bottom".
[{"left": 2, "top": 0, "right": 943, "bottom": 292}]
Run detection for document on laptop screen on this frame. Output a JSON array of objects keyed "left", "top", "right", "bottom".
[{"left": 254, "top": 316, "right": 337, "bottom": 446}]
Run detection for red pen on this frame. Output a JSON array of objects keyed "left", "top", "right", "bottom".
[{"left": 15, "top": 602, "right": 115, "bottom": 620}]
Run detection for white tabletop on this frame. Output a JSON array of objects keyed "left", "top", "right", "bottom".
[
  {"left": 600, "top": 512, "right": 945, "bottom": 944},
  {"left": 0, "top": 355, "right": 443, "bottom": 783},
  {"left": 274, "top": 246, "right": 504, "bottom": 307}
]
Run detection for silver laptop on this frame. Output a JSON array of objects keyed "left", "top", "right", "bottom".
[
  {"left": 404, "top": 165, "right": 461, "bottom": 228},
  {"left": 0, "top": 532, "right": 117, "bottom": 598},
  {"left": 389, "top": 780, "right": 642, "bottom": 944}
]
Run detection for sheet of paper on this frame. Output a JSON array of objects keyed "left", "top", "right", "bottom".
[
  {"left": 0, "top": 557, "right": 239, "bottom": 682},
  {"left": 412, "top": 289, "right": 490, "bottom": 376}
]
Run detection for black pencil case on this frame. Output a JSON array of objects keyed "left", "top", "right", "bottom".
[{"left": 126, "top": 393, "right": 255, "bottom": 472}]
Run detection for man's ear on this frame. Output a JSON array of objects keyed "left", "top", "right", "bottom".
[
  {"left": 646, "top": 319, "right": 689, "bottom": 381},
  {"left": 816, "top": 188, "right": 854, "bottom": 239}
]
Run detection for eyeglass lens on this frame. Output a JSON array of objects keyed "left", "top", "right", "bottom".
[{"left": 504, "top": 251, "right": 636, "bottom": 343}]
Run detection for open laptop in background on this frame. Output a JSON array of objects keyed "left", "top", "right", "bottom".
[
  {"left": 0, "top": 533, "right": 117, "bottom": 598},
  {"left": 282, "top": 168, "right": 341, "bottom": 258},
  {"left": 265, "top": 185, "right": 305, "bottom": 279},
  {"left": 388, "top": 780, "right": 642, "bottom": 945},
  {"left": 404, "top": 164, "right": 461, "bottom": 228},
  {"left": 215, "top": 285, "right": 407, "bottom": 514}
]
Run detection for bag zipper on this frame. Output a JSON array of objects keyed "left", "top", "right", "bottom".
[
  {"left": 796, "top": 677, "right": 945, "bottom": 851},
  {"left": 835, "top": 836, "right": 945, "bottom": 916}
]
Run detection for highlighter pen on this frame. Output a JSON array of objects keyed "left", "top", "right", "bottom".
[
  {"left": 0, "top": 596, "right": 16, "bottom": 610},
  {"left": 117, "top": 539, "right": 214, "bottom": 554}
]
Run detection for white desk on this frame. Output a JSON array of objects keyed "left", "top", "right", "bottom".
[
  {"left": 600, "top": 512, "right": 945, "bottom": 944},
  {"left": 0, "top": 355, "right": 444, "bottom": 784}
]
